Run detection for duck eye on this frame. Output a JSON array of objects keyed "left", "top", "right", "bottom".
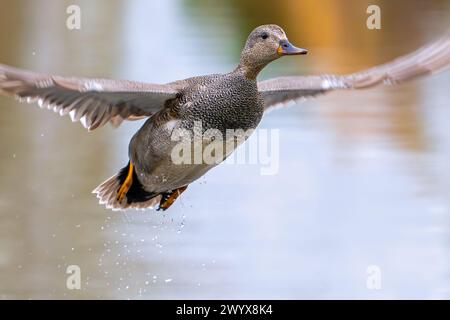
[{"left": 261, "top": 33, "right": 269, "bottom": 40}]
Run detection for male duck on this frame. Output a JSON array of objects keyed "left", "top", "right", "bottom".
[{"left": 1, "top": 25, "right": 450, "bottom": 210}]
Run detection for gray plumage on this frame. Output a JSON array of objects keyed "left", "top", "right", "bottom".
[{"left": 1, "top": 24, "right": 450, "bottom": 210}]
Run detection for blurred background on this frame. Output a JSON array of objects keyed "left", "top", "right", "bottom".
[{"left": 1, "top": 0, "right": 450, "bottom": 299}]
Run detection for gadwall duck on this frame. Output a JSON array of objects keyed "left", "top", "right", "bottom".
[{"left": 1, "top": 25, "right": 450, "bottom": 211}]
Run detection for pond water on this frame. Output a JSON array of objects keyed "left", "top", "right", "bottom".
[{"left": 0, "top": 0, "right": 450, "bottom": 299}]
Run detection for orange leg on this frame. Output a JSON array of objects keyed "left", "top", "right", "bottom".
[
  {"left": 158, "top": 185, "right": 188, "bottom": 211},
  {"left": 116, "top": 162, "right": 134, "bottom": 203}
]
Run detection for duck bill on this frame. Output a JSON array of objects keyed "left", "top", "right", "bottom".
[{"left": 277, "top": 40, "right": 308, "bottom": 56}]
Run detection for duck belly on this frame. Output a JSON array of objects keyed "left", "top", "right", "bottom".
[{"left": 129, "top": 117, "right": 254, "bottom": 194}]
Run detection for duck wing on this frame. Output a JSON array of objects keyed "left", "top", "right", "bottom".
[
  {"left": 259, "top": 35, "right": 450, "bottom": 111},
  {"left": 0, "top": 64, "right": 178, "bottom": 131}
]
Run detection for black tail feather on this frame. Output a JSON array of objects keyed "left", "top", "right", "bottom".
[
  {"left": 117, "top": 161, "right": 158, "bottom": 204},
  {"left": 93, "top": 162, "right": 162, "bottom": 210}
]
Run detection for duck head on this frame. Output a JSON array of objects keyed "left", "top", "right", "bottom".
[{"left": 237, "top": 24, "right": 307, "bottom": 79}]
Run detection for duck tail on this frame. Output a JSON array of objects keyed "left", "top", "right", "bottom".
[{"left": 92, "top": 162, "right": 161, "bottom": 211}]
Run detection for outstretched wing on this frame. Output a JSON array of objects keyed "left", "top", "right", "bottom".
[
  {"left": 259, "top": 36, "right": 450, "bottom": 111},
  {"left": 0, "top": 64, "right": 178, "bottom": 131}
]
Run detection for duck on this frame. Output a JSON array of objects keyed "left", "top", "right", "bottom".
[{"left": 1, "top": 24, "right": 450, "bottom": 211}]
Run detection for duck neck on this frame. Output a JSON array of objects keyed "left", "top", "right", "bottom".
[{"left": 234, "top": 57, "right": 268, "bottom": 80}]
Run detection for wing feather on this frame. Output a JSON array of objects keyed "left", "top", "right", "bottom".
[
  {"left": 259, "top": 35, "right": 450, "bottom": 110},
  {"left": 0, "top": 64, "right": 178, "bottom": 131}
]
